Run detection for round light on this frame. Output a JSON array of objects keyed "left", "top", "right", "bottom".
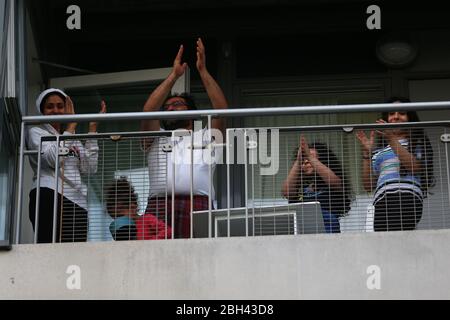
[{"left": 376, "top": 37, "right": 418, "bottom": 68}]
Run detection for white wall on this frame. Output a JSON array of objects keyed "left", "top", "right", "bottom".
[{"left": 1, "top": 230, "right": 450, "bottom": 299}]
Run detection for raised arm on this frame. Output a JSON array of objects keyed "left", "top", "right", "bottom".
[
  {"left": 377, "top": 119, "right": 422, "bottom": 174},
  {"left": 64, "top": 96, "right": 77, "bottom": 134},
  {"left": 87, "top": 100, "right": 107, "bottom": 133},
  {"left": 282, "top": 157, "right": 303, "bottom": 201},
  {"left": 356, "top": 130, "right": 377, "bottom": 192},
  {"left": 196, "top": 38, "right": 228, "bottom": 135},
  {"left": 282, "top": 136, "right": 306, "bottom": 200},
  {"left": 78, "top": 101, "right": 107, "bottom": 174},
  {"left": 300, "top": 137, "right": 343, "bottom": 190},
  {"left": 141, "top": 45, "right": 188, "bottom": 133}
]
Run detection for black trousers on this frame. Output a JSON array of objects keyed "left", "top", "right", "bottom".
[
  {"left": 374, "top": 192, "right": 423, "bottom": 232},
  {"left": 29, "top": 188, "right": 88, "bottom": 243}
]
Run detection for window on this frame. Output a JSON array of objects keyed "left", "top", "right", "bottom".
[{"left": 0, "top": 99, "right": 17, "bottom": 248}]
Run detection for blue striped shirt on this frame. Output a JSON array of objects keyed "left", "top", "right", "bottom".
[{"left": 372, "top": 139, "right": 424, "bottom": 204}]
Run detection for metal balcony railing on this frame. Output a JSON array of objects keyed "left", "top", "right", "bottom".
[{"left": 15, "top": 102, "right": 450, "bottom": 244}]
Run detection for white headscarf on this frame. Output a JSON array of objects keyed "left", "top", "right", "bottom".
[{"left": 35, "top": 88, "right": 67, "bottom": 114}]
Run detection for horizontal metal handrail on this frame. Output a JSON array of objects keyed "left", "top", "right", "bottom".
[
  {"left": 31, "top": 121, "right": 450, "bottom": 143},
  {"left": 22, "top": 101, "right": 450, "bottom": 124},
  {"left": 230, "top": 121, "right": 450, "bottom": 133},
  {"left": 39, "top": 130, "right": 173, "bottom": 141}
]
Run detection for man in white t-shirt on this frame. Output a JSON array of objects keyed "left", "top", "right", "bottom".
[{"left": 141, "top": 38, "right": 227, "bottom": 238}]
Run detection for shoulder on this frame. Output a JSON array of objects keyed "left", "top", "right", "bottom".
[
  {"left": 27, "top": 125, "right": 53, "bottom": 141},
  {"left": 28, "top": 125, "right": 48, "bottom": 135},
  {"left": 372, "top": 144, "right": 392, "bottom": 158}
]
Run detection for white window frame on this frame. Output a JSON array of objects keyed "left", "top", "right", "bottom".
[{"left": 49, "top": 67, "right": 189, "bottom": 94}]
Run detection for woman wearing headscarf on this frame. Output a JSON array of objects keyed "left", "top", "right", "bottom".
[{"left": 27, "top": 88, "right": 106, "bottom": 243}]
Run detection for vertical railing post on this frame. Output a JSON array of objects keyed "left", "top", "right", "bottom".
[
  {"left": 444, "top": 128, "right": 450, "bottom": 226},
  {"left": 244, "top": 129, "right": 248, "bottom": 237},
  {"left": 52, "top": 136, "right": 60, "bottom": 243},
  {"left": 15, "top": 122, "right": 26, "bottom": 244},
  {"left": 171, "top": 131, "right": 175, "bottom": 240},
  {"left": 208, "top": 115, "right": 212, "bottom": 238},
  {"left": 226, "top": 129, "right": 231, "bottom": 237},
  {"left": 190, "top": 129, "right": 194, "bottom": 239},
  {"left": 34, "top": 139, "right": 43, "bottom": 243}
]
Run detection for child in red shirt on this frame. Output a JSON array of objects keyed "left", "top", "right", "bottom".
[{"left": 106, "top": 177, "right": 172, "bottom": 240}]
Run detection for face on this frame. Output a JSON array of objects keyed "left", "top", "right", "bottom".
[
  {"left": 42, "top": 94, "right": 65, "bottom": 115},
  {"left": 301, "top": 148, "right": 318, "bottom": 176},
  {"left": 121, "top": 203, "right": 138, "bottom": 217},
  {"left": 162, "top": 97, "right": 189, "bottom": 111},
  {"left": 387, "top": 111, "right": 409, "bottom": 123},
  {"left": 161, "top": 97, "right": 191, "bottom": 130}
]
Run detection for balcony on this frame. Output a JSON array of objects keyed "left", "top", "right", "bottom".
[{"left": 1, "top": 101, "right": 450, "bottom": 299}]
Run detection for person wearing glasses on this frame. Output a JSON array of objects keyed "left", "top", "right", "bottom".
[
  {"left": 356, "top": 97, "right": 435, "bottom": 231},
  {"left": 282, "top": 136, "right": 352, "bottom": 233},
  {"left": 141, "top": 38, "right": 228, "bottom": 238}
]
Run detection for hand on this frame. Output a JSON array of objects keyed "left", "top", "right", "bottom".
[
  {"left": 300, "top": 135, "right": 313, "bottom": 161},
  {"left": 65, "top": 96, "right": 77, "bottom": 133},
  {"left": 196, "top": 38, "right": 207, "bottom": 74},
  {"left": 296, "top": 135, "right": 314, "bottom": 162},
  {"left": 171, "top": 45, "right": 188, "bottom": 79},
  {"left": 64, "top": 96, "right": 75, "bottom": 114},
  {"left": 356, "top": 130, "right": 375, "bottom": 155},
  {"left": 375, "top": 118, "right": 398, "bottom": 141},
  {"left": 296, "top": 136, "right": 304, "bottom": 162},
  {"left": 89, "top": 100, "right": 107, "bottom": 132}
]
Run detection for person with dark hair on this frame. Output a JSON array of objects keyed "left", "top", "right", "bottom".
[
  {"left": 106, "top": 177, "right": 171, "bottom": 241},
  {"left": 140, "top": 38, "right": 228, "bottom": 238},
  {"left": 356, "top": 97, "right": 435, "bottom": 231},
  {"left": 282, "top": 136, "right": 352, "bottom": 233},
  {"left": 27, "top": 88, "right": 106, "bottom": 243}
]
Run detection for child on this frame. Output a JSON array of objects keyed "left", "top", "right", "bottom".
[
  {"left": 282, "top": 136, "right": 351, "bottom": 233},
  {"left": 106, "top": 177, "right": 172, "bottom": 240}
]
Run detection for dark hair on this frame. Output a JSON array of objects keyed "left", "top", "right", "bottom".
[
  {"left": 293, "top": 142, "right": 353, "bottom": 216},
  {"left": 385, "top": 96, "right": 411, "bottom": 104},
  {"left": 378, "top": 99, "right": 435, "bottom": 194},
  {"left": 40, "top": 92, "right": 66, "bottom": 113},
  {"left": 306, "top": 142, "right": 351, "bottom": 193},
  {"left": 163, "top": 92, "right": 197, "bottom": 111},
  {"left": 105, "top": 177, "right": 138, "bottom": 218}
]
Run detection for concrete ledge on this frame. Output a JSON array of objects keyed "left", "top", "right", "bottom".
[{"left": 1, "top": 229, "right": 450, "bottom": 299}]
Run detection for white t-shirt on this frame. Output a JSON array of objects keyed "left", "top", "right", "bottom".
[{"left": 146, "top": 128, "right": 222, "bottom": 199}]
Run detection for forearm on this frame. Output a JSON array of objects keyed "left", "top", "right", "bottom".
[
  {"left": 200, "top": 71, "right": 227, "bottom": 109},
  {"left": 282, "top": 160, "right": 302, "bottom": 199},
  {"left": 361, "top": 158, "right": 375, "bottom": 192},
  {"left": 389, "top": 139, "right": 421, "bottom": 173},
  {"left": 141, "top": 73, "right": 178, "bottom": 131},
  {"left": 200, "top": 70, "right": 227, "bottom": 133},
  {"left": 310, "top": 159, "right": 342, "bottom": 189},
  {"left": 41, "top": 142, "right": 59, "bottom": 168}
]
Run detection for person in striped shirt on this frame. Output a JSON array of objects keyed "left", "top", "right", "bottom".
[{"left": 356, "top": 97, "right": 435, "bottom": 231}]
